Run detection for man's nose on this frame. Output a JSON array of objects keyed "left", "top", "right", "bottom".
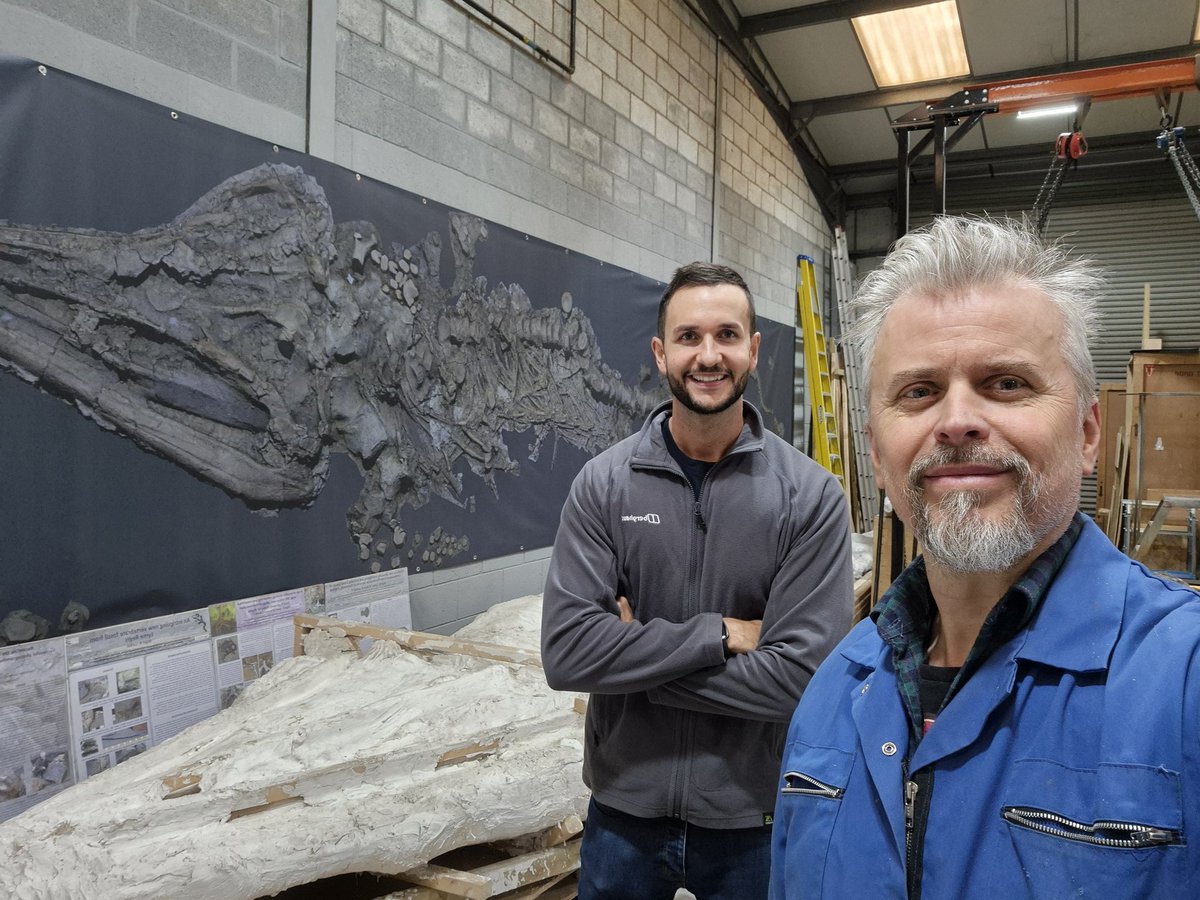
[
  {"left": 935, "top": 384, "right": 989, "bottom": 445},
  {"left": 697, "top": 335, "right": 720, "bottom": 366}
]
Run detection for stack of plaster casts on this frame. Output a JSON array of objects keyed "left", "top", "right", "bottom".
[{"left": 0, "top": 595, "right": 589, "bottom": 899}]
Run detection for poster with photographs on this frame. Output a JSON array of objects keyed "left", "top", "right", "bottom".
[{"left": 0, "top": 640, "right": 72, "bottom": 820}]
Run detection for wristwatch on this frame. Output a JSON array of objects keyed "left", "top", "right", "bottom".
[{"left": 721, "top": 622, "right": 732, "bottom": 658}]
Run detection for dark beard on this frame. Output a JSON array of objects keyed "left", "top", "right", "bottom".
[{"left": 666, "top": 368, "right": 750, "bottom": 415}]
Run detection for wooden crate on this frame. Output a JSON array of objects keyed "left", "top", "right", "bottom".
[{"left": 1123, "top": 351, "right": 1200, "bottom": 543}]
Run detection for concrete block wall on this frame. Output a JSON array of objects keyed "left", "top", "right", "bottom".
[
  {"left": 1, "top": 0, "right": 832, "bottom": 630},
  {"left": 332, "top": 0, "right": 719, "bottom": 278},
  {"left": 1, "top": 0, "right": 310, "bottom": 147},
  {"left": 717, "top": 53, "right": 829, "bottom": 325}
]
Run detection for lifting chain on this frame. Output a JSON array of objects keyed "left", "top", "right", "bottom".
[
  {"left": 1158, "top": 127, "right": 1200, "bottom": 223},
  {"left": 1031, "top": 132, "right": 1086, "bottom": 235},
  {"left": 1031, "top": 155, "right": 1069, "bottom": 235}
]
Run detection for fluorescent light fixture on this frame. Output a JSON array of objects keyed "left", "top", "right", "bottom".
[
  {"left": 1015, "top": 103, "right": 1079, "bottom": 120},
  {"left": 853, "top": 0, "right": 970, "bottom": 87}
]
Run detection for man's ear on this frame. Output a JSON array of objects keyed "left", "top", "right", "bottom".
[
  {"left": 651, "top": 335, "right": 667, "bottom": 375},
  {"left": 867, "top": 423, "right": 886, "bottom": 495},
  {"left": 1080, "top": 399, "right": 1101, "bottom": 476}
]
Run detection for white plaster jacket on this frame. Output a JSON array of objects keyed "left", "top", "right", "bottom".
[{"left": 541, "top": 401, "right": 853, "bottom": 828}]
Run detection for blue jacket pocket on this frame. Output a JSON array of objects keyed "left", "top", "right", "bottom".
[{"left": 1001, "top": 758, "right": 1187, "bottom": 899}]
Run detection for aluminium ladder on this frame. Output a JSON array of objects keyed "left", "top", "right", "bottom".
[
  {"left": 832, "top": 227, "right": 878, "bottom": 526},
  {"left": 796, "top": 254, "right": 844, "bottom": 489}
]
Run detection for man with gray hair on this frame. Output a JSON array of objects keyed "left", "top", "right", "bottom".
[{"left": 769, "top": 216, "right": 1200, "bottom": 898}]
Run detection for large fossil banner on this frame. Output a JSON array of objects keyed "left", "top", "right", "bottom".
[{"left": 0, "top": 56, "right": 795, "bottom": 632}]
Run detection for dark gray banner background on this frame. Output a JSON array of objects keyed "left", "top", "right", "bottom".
[{"left": 0, "top": 56, "right": 794, "bottom": 630}]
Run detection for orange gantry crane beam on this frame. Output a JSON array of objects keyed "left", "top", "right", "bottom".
[
  {"left": 896, "top": 54, "right": 1200, "bottom": 127},
  {"left": 983, "top": 54, "right": 1200, "bottom": 114},
  {"left": 891, "top": 54, "right": 1200, "bottom": 230}
]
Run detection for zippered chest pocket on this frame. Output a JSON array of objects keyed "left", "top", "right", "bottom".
[
  {"left": 1001, "top": 759, "right": 1187, "bottom": 899},
  {"left": 782, "top": 769, "right": 845, "bottom": 799},
  {"left": 1003, "top": 806, "right": 1180, "bottom": 850}
]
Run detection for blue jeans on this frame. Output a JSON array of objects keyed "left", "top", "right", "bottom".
[{"left": 578, "top": 797, "right": 772, "bottom": 900}]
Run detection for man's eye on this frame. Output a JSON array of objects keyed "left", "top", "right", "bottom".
[
  {"left": 902, "top": 385, "right": 933, "bottom": 400},
  {"left": 995, "top": 377, "right": 1024, "bottom": 392}
]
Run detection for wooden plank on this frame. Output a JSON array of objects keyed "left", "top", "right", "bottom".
[
  {"left": 399, "top": 863, "right": 492, "bottom": 900},
  {"left": 160, "top": 773, "right": 202, "bottom": 799},
  {"left": 471, "top": 841, "right": 580, "bottom": 896},
  {"left": 385, "top": 839, "right": 580, "bottom": 900},
  {"left": 379, "top": 887, "right": 445, "bottom": 899},
  {"left": 1107, "top": 422, "right": 1133, "bottom": 545},
  {"left": 495, "top": 872, "right": 574, "bottom": 899},
  {"left": 227, "top": 789, "right": 303, "bottom": 820},
  {"left": 294, "top": 615, "right": 543, "bottom": 668},
  {"left": 520, "top": 881, "right": 577, "bottom": 900},
  {"left": 851, "top": 574, "right": 873, "bottom": 623},
  {"left": 436, "top": 739, "right": 503, "bottom": 769},
  {"left": 1096, "top": 382, "right": 1126, "bottom": 525}
]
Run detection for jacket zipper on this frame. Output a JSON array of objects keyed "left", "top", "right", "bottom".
[
  {"left": 673, "top": 456, "right": 711, "bottom": 819},
  {"left": 693, "top": 464, "right": 714, "bottom": 532},
  {"left": 1002, "top": 806, "right": 1181, "bottom": 849},
  {"left": 903, "top": 764, "right": 931, "bottom": 899},
  {"left": 904, "top": 776, "right": 918, "bottom": 869},
  {"left": 781, "top": 771, "right": 844, "bottom": 798}
]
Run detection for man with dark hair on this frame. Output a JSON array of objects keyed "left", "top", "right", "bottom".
[
  {"left": 542, "top": 261, "right": 853, "bottom": 899},
  {"left": 770, "top": 216, "right": 1200, "bottom": 898}
]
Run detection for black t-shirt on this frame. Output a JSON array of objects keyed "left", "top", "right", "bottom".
[
  {"left": 661, "top": 418, "right": 714, "bottom": 497},
  {"left": 918, "top": 663, "right": 959, "bottom": 735}
]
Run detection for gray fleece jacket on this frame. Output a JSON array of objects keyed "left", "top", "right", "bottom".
[{"left": 541, "top": 400, "right": 853, "bottom": 828}]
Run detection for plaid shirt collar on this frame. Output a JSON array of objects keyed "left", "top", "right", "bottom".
[{"left": 871, "top": 512, "right": 1086, "bottom": 742}]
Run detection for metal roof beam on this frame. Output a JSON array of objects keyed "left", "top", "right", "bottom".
[
  {"left": 830, "top": 131, "right": 1168, "bottom": 179},
  {"left": 741, "top": 0, "right": 922, "bottom": 38},
  {"left": 791, "top": 42, "right": 1200, "bottom": 119},
  {"left": 894, "top": 54, "right": 1200, "bottom": 128}
]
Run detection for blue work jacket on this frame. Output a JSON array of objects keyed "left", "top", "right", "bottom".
[{"left": 771, "top": 518, "right": 1200, "bottom": 898}]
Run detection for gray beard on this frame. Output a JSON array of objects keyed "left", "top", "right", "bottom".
[{"left": 903, "top": 445, "right": 1048, "bottom": 574}]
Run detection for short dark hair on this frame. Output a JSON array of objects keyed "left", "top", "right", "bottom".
[{"left": 657, "top": 262, "right": 756, "bottom": 339}]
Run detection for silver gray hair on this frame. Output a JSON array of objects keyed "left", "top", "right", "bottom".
[{"left": 845, "top": 216, "right": 1104, "bottom": 414}]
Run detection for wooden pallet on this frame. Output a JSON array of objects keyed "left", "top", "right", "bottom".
[{"left": 382, "top": 817, "right": 582, "bottom": 899}]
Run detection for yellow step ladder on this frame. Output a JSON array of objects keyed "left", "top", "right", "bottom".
[{"left": 797, "top": 254, "right": 844, "bottom": 488}]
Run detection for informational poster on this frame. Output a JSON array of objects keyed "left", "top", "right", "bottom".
[
  {"left": 0, "top": 640, "right": 72, "bottom": 821},
  {"left": 64, "top": 609, "right": 213, "bottom": 783},
  {"left": 67, "top": 658, "right": 154, "bottom": 779},
  {"left": 209, "top": 588, "right": 305, "bottom": 709},
  {"left": 1, "top": 567, "right": 411, "bottom": 824},
  {"left": 324, "top": 568, "right": 413, "bottom": 629}
]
